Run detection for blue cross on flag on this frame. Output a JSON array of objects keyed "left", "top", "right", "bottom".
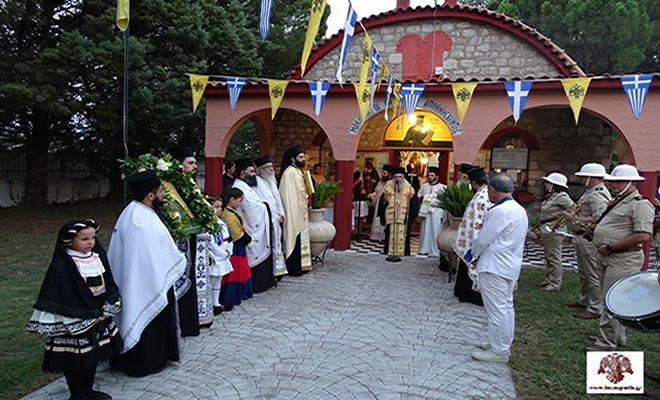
[
  {"left": 504, "top": 80, "right": 533, "bottom": 124},
  {"left": 620, "top": 74, "right": 653, "bottom": 120},
  {"left": 335, "top": 1, "right": 358, "bottom": 85},
  {"left": 227, "top": 77, "right": 247, "bottom": 110},
  {"left": 260, "top": 0, "right": 273, "bottom": 40},
  {"left": 384, "top": 75, "right": 395, "bottom": 121},
  {"left": 369, "top": 48, "right": 382, "bottom": 108},
  {"left": 308, "top": 81, "right": 331, "bottom": 116},
  {"left": 400, "top": 83, "right": 425, "bottom": 116}
]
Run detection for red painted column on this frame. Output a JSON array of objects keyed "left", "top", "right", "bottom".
[
  {"left": 205, "top": 156, "right": 223, "bottom": 196},
  {"left": 637, "top": 171, "right": 657, "bottom": 270},
  {"left": 334, "top": 160, "right": 354, "bottom": 250}
]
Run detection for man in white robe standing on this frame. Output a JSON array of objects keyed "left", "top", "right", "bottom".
[
  {"left": 254, "top": 155, "right": 288, "bottom": 279},
  {"left": 417, "top": 167, "right": 447, "bottom": 256},
  {"left": 232, "top": 157, "right": 274, "bottom": 293},
  {"left": 109, "top": 170, "right": 185, "bottom": 377}
]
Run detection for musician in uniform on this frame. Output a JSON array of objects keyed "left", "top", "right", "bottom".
[
  {"left": 564, "top": 163, "right": 611, "bottom": 319},
  {"left": 537, "top": 172, "right": 574, "bottom": 292},
  {"left": 586, "top": 164, "right": 654, "bottom": 351}
]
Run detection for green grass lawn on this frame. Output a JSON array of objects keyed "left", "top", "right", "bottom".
[{"left": 1, "top": 197, "right": 659, "bottom": 399}]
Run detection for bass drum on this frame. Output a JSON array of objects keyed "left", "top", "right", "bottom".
[{"left": 604, "top": 271, "right": 660, "bottom": 333}]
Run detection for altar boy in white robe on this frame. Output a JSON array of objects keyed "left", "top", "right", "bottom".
[
  {"left": 232, "top": 158, "right": 274, "bottom": 293},
  {"left": 109, "top": 170, "right": 185, "bottom": 377},
  {"left": 417, "top": 167, "right": 447, "bottom": 256},
  {"left": 254, "top": 155, "right": 288, "bottom": 279}
]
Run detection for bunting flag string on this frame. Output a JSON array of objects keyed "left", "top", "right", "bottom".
[
  {"left": 620, "top": 74, "right": 653, "bottom": 120},
  {"left": 308, "top": 81, "right": 331, "bottom": 116},
  {"left": 384, "top": 75, "right": 395, "bottom": 121},
  {"left": 259, "top": 0, "right": 273, "bottom": 40},
  {"left": 227, "top": 77, "right": 247, "bottom": 110},
  {"left": 450, "top": 82, "right": 477, "bottom": 124},
  {"left": 561, "top": 78, "right": 591, "bottom": 125},
  {"left": 299, "top": 0, "right": 327, "bottom": 76},
  {"left": 504, "top": 80, "right": 533, "bottom": 124},
  {"left": 189, "top": 74, "right": 209, "bottom": 113},
  {"left": 268, "top": 79, "right": 289, "bottom": 119},
  {"left": 335, "top": 1, "right": 358, "bottom": 85},
  {"left": 400, "top": 83, "right": 425, "bottom": 116}
]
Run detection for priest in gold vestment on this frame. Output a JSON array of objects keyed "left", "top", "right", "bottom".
[
  {"left": 378, "top": 167, "right": 416, "bottom": 262},
  {"left": 279, "top": 146, "right": 313, "bottom": 276}
]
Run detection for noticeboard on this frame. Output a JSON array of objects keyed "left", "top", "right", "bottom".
[{"left": 491, "top": 148, "right": 528, "bottom": 169}]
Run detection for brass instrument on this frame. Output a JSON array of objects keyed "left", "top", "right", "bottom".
[{"left": 540, "top": 203, "right": 582, "bottom": 235}]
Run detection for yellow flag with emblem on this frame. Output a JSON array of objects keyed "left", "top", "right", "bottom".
[
  {"left": 116, "top": 0, "right": 129, "bottom": 31},
  {"left": 189, "top": 74, "right": 209, "bottom": 113},
  {"left": 268, "top": 80, "right": 289, "bottom": 120},
  {"left": 451, "top": 82, "right": 478, "bottom": 124},
  {"left": 561, "top": 78, "right": 592, "bottom": 124},
  {"left": 354, "top": 83, "right": 371, "bottom": 124},
  {"left": 378, "top": 63, "right": 389, "bottom": 91},
  {"left": 299, "top": 0, "right": 327, "bottom": 76},
  {"left": 358, "top": 29, "right": 372, "bottom": 91},
  {"left": 389, "top": 83, "right": 402, "bottom": 121}
]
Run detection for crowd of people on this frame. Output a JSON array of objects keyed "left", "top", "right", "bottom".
[{"left": 27, "top": 144, "right": 314, "bottom": 400}]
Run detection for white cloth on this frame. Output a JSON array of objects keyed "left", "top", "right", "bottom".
[
  {"left": 417, "top": 182, "right": 447, "bottom": 256},
  {"left": 233, "top": 179, "right": 271, "bottom": 267},
  {"left": 108, "top": 201, "right": 186, "bottom": 353},
  {"left": 207, "top": 226, "right": 233, "bottom": 277},
  {"left": 471, "top": 198, "right": 528, "bottom": 281},
  {"left": 66, "top": 249, "right": 106, "bottom": 278},
  {"left": 479, "top": 271, "right": 516, "bottom": 355},
  {"left": 254, "top": 176, "right": 287, "bottom": 276},
  {"left": 279, "top": 165, "right": 311, "bottom": 264}
]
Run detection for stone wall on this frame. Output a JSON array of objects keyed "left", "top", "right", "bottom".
[{"left": 306, "top": 19, "right": 560, "bottom": 81}]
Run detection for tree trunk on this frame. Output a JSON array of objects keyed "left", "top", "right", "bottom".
[{"left": 23, "top": 120, "right": 50, "bottom": 207}]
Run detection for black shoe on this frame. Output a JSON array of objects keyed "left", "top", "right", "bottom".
[
  {"left": 87, "top": 390, "right": 112, "bottom": 400},
  {"left": 386, "top": 256, "right": 402, "bottom": 262},
  {"left": 213, "top": 306, "right": 223, "bottom": 316},
  {"left": 222, "top": 304, "right": 234, "bottom": 312}
]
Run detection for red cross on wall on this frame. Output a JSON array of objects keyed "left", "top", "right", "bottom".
[{"left": 396, "top": 31, "right": 453, "bottom": 80}]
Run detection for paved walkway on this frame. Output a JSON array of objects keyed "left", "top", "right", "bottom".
[{"left": 24, "top": 252, "right": 516, "bottom": 400}]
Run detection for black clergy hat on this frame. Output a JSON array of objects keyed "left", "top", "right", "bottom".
[
  {"left": 167, "top": 144, "right": 195, "bottom": 161},
  {"left": 382, "top": 164, "right": 393, "bottom": 173},
  {"left": 235, "top": 157, "right": 253, "bottom": 173},
  {"left": 459, "top": 163, "right": 477, "bottom": 174},
  {"left": 466, "top": 166, "right": 487, "bottom": 180},
  {"left": 392, "top": 167, "right": 406, "bottom": 176},
  {"left": 126, "top": 170, "right": 161, "bottom": 201},
  {"left": 428, "top": 166, "right": 440, "bottom": 174},
  {"left": 254, "top": 155, "right": 272, "bottom": 167}
]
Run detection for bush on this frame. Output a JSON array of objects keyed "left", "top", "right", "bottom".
[{"left": 436, "top": 184, "right": 474, "bottom": 218}]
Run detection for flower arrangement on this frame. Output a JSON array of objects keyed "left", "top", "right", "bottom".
[
  {"left": 311, "top": 180, "right": 342, "bottom": 209},
  {"left": 120, "top": 153, "right": 222, "bottom": 240},
  {"left": 436, "top": 184, "right": 474, "bottom": 218}
]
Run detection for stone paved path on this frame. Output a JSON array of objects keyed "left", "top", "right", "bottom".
[{"left": 24, "top": 252, "right": 516, "bottom": 400}]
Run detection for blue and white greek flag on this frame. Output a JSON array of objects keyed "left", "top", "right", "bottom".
[
  {"left": 308, "top": 81, "right": 331, "bottom": 116},
  {"left": 227, "top": 77, "right": 247, "bottom": 110},
  {"left": 504, "top": 80, "right": 533, "bottom": 123},
  {"left": 369, "top": 48, "right": 381, "bottom": 108},
  {"left": 620, "top": 74, "right": 653, "bottom": 120},
  {"left": 384, "top": 75, "right": 395, "bottom": 121},
  {"left": 401, "top": 83, "right": 425, "bottom": 116},
  {"left": 260, "top": 0, "right": 272, "bottom": 40},
  {"left": 335, "top": 1, "right": 358, "bottom": 85}
]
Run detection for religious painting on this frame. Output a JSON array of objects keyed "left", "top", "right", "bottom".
[{"left": 384, "top": 111, "right": 453, "bottom": 149}]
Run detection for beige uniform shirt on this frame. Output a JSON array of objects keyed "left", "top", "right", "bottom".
[
  {"left": 576, "top": 183, "right": 611, "bottom": 219},
  {"left": 540, "top": 191, "right": 574, "bottom": 223},
  {"left": 592, "top": 189, "right": 654, "bottom": 247}
]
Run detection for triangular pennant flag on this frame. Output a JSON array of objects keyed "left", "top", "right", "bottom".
[
  {"left": 620, "top": 74, "right": 653, "bottom": 120},
  {"left": 226, "top": 77, "right": 247, "bottom": 110},
  {"left": 504, "top": 80, "right": 533, "bottom": 124},
  {"left": 354, "top": 83, "right": 370, "bottom": 123},
  {"left": 390, "top": 82, "right": 402, "bottom": 121},
  {"left": 308, "top": 81, "right": 330, "bottom": 116},
  {"left": 260, "top": 0, "right": 273, "bottom": 40},
  {"left": 384, "top": 75, "right": 395, "bottom": 121},
  {"left": 189, "top": 74, "right": 209, "bottom": 113},
  {"left": 561, "top": 78, "right": 592, "bottom": 124},
  {"left": 116, "top": 0, "right": 129, "bottom": 31},
  {"left": 357, "top": 28, "right": 372, "bottom": 92},
  {"left": 299, "top": 0, "right": 327, "bottom": 76},
  {"left": 378, "top": 62, "right": 389, "bottom": 91},
  {"left": 268, "top": 80, "right": 289, "bottom": 120},
  {"left": 400, "top": 83, "right": 425, "bottom": 116},
  {"left": 335, "top": 1, "right": 358, "bottom": 85},
  {"left": 451, "top": 82, "right": 477, "bottom": 124}
]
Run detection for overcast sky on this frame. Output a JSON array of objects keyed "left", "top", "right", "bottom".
[{"left": 325, "top": 0, "right": 444, "bottom": 38}]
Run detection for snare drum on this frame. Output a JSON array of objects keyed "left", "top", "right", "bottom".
[{"left": 604, "top": 271, "right": 660, "bottom": 333}]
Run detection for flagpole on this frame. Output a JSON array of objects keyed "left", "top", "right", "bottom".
[{"left": 122, "top": 25, "right": 129, "bottom": 205}]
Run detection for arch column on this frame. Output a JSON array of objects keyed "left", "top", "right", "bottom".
[
  {"left": 334, "top": 160, "right": 354, "bottom": 249},
  {"left": 205, "top": 156, "right": 223, "bottom": 195},
  {"left": 252, "top": 113, "right": 273, "bottom": 156}
]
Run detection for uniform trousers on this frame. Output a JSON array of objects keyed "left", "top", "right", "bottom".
[
  {"left": 479, "top": 272, "right": 516, "bottom": 355},
  {"left": 541, "top": 232, "right": 564, "bottom": 288},
  {"left": 574, "top": 236, "right": 604, "bottom": 314}
]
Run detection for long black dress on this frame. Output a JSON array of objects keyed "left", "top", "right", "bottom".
[
  {"left": 453, "top": 260, "right": 484, "bottom": 306},
  {"left": 177, "top": 236, "right": 200, "bottom": 337}
]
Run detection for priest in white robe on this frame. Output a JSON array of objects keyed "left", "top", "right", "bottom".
[
  {"left": 232, "top": 157, "right": 274, "bottom": 293},
  {"left": 109, "top": 170, "right": 185, "bottom": 377},
  {"left": 254, "top": 155, "right": 288, "bottom": 278},
  {"left": 279, "top": 146, "right": 312, "bottom": 276},
  {"left": 418, "top": 167, "right": 447, "bottom": 256}
]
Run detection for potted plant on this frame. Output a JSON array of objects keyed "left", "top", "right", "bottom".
[
  {"left": 435, "top": 184, "right": 474, "bottom": 253},
  {"left": 309, "top": 180, "right": 342, "bottom": 257}
]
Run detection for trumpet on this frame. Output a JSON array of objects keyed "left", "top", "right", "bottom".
[{"left": 540, "top": 203, "right": 582, "bottom": 235}]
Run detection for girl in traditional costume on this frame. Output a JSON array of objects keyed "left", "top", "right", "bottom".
[
  {"left": 27, "top": 219, "right": 122, "bottom": 400},
  {"left": 208, "top": 196, "right": 234, "bottom": 315}
]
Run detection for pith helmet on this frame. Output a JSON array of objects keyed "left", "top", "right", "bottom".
[
  {"left": 574, "top": 163, "right": 607, "bottom": 178},
  {"left": 542, "top": 172, "right": 568, "bottom": 189},
  {"left": 604, "top": 164, "right": 644, "bottom": 181}
]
